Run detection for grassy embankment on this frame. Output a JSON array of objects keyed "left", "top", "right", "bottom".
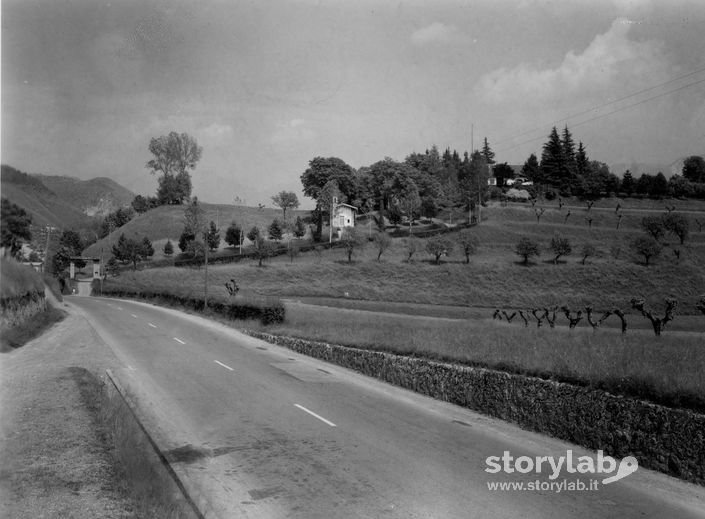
[{"left": 0, "top": 257, "right": 65, "bottom": 351}]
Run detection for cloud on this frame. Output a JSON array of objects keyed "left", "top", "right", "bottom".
[
  {"left": 475, "top": 18, "right": 666, "bottom": 105},
  {"left": 200, "top": 123, "right": 235, "bottom": 141},
  {"left": 271, "top": 119, "right": 315, "bottom": 144},
  {"left": 411, "top": 22, "right": 463, "bottom": 46}
]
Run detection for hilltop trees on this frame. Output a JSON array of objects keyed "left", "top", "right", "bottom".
[
  {"left": 146, "top": 132, "right": 202, "bottom": 205},
  {"left": 271, "top": 191, "right": 300, "bottom": 220},
  {"left": 112, "top": 233, "right": 154, "bottom": 270},
  {"left": 682, "top": 156, "right": 705, "bottom": 183}
]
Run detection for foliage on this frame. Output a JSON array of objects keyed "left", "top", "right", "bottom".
[
  {"left": 550, "top": 234, "right": 572, "bottom": 264},
  {"left": 146, "top": 132, "right": 202, "bottom": 205},
  {"left": 580, "top": 243, "right": 596, "bottom": 265},
  {"left": 112, "top": 233, "right": 154, "bottom": 270},
  {"left": 425, "top": 235, "right": 454, "bottom": 264},
  {"left": 131, "top": 194, "right": 159, "bottom": 213},
  {"left": 492, "top": 163, "right": 515, "bottom": 187},
  {"left": 631, "top": 235, "right": 662, "bottom": 266},
  {"left": 206, "top": 221, "right": 220, "bottom": 251},
  {"left": 163, "top": 239, "right": 174, "bottom": 256},
  {"left": 225, "top": 221, "right": 242, "bottom": 247},
  {"left": 641, "top": 215, "right": 665, "bottom": 241},
  {"left": 372, "top": 232, "right": 392, "bottom": 261},
  {"left": 682, "top": 156, "right": 705, "bottom": 183},
  {"left": 246, "top": 225, "right": 261, "bottom": 243},
  {"left": 293, "top": 216, "right": 306, "bottom": 239},
  {"left": 268, "top": 218, "right": 283, "bottom": 241},
  {"left": 339, "top": 227, "right": 366, "bottom": 262},
  {"left": 662, "top": 212, "right": 690, "bottom": 244},
  {"left": 1, "top": 198, "right": 32, "bottom": 257},
  {"left": 178, "top": 229, "right": 195, "bottom": 253},
  {"left": 300, "top": 157, "right": 357, "bottom": 237},
  {"left": 456, "top": 229, "right": 478, "bottom": 264},
  {"left": 183, "top": 197, "right": 207, "bottom": 237},
  {"left": 100, "top": 207, "right": 135, "bottom": 237},
  {"left": 271, "top": 191, "right": 300, "bottom": 219},
  {"left": 252, "top": 236, "right": 275, "bottom": 266},
  {"left": 515, "top": 237, "right": 540, "bottom": 265}
]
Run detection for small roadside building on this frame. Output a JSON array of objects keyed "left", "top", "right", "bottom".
[{"left": 333, "top": 203, "right": 357, "bottom": 228}]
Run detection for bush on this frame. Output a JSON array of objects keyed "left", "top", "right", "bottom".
[
  {"left": 515, "top": 237, "right": 540, "bottom": 265},
  {"left": 631, "top": 235, "right": 662, "bottom": 266},
  {"left": 425, "top": 235, "right": 454, "bottom": 264}
]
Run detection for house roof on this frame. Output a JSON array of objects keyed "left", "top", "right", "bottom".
[{"left": 335, "top": 203, "right": 357, "bottom": 210}]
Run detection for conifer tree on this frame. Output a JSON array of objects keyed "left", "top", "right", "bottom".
[{"left": 481, "top": 137, "right": 495, "bottom": 165}]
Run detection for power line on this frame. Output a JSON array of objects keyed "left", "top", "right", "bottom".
[
  {"left": 495, "top": 75, "right": 705, "bottom": 155},
  {"left": 493, "top": 65, "right": 705, "bottom": 147}
]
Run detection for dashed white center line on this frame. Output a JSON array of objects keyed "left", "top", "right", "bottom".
[
  {"left": 148, "top": 323, "right": 157, "bottom": 328},
  {"left": 131, "top": 314, "right": 138, "bottom": 318},
  {"left": 214, "top": 360, "right": 234, "bottom": 371},
  {"left": 294, "top": 404, "right": 337, "bottom": 427},
  {"left": 173, "top": 337, "right": 186, "bottom": 344}
]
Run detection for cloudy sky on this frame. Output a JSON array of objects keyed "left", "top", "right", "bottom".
[{"left": 2, "top": 0, "right": 704, "bottom": 206}]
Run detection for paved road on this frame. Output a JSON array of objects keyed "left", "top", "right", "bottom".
[{"left": 68, "top": 296, "right": 705, "bottom": 519}]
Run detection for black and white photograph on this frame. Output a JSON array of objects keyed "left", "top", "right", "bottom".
[{"left": 1, "top": 0, "right": 705, "bottom": 517}]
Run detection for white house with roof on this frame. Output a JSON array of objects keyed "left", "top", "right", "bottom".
[{"left": 333, "top": 203, "right": 357, "bottom": 228}]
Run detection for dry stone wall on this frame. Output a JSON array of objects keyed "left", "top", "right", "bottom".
[{"left": 245, "top": 331, "right": 705, "bottom": 485}]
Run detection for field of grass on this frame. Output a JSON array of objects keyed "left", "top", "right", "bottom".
[
  {"left": 243, "top": 302, "right": 705, "bottom": 412},
  {"left": 97, "top": 200, "right": 705, "bottom": 410}
]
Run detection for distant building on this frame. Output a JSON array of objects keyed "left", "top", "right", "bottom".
[{"left": 333, "top": 203, "right": 357, "bottom": 228}]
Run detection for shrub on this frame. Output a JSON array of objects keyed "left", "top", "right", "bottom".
[
  {"left": 163, "top": 239, "right": 174, "bottom": 256},
  {"left": 580, "top": 243, "right": 596, "bottom": 265},
  {"left": 425, "top": 235, "right": 454, "bottom": 264},
  {"left": 631, "top": 235, "right": 662, "bottom": 265},
  {"left": 515, "top": 237, "right": 540, "bottom": 265},
  {"left": 641, "top": 215, "right": 665, "bottom": 241},
  {"left": 550, "top": 234, "right": 572, "bottom": 264}
]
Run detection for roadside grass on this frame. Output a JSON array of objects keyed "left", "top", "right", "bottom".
[
  {"left": 245, "top": 302, "right": 705, "bottom": 413},
  {"left": 0, "top": 303, "right": 67, "bottom": 352},
  {"left": 0, "top": 257, "right": 44, "bottom": 298}
]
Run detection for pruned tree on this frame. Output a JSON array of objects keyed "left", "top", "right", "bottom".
[
  {"left": 404, "top": 237, "right": 421, "bottom": 263},
  {"left": 550, "top": 234, "right": 571, "bottom": 264},
  {"left": 532, "top": 308, "right": 546, "bottom": 328},
  {"left": 515, "top": 237, "right": 540, "bottom": 265},
  {"left": 372, "top": 232, "right": 392, "bottom": 261},
  {"left": 662, "top": 212, "right": 690, "bottom": 245},
  {"left": 492, "top": 309, "right": 502, "bottom": 320},
  {"left": 616, "top": 213, "right": 623, "bottom": 230},
  {"left": 534, "top": 208, "right": 545, "bottom": 223},
  {"left": 560, "top": 306, "right": 583, "bottom": 329},
  {"left": 544, "top": 306, "right": 558, "bottom": 328},
  {"left": 580, "top": 243, "right": 596, "bottom": 265},
  {"left": 630, "top": 297, "right": 677, "bottom": 336},
  {"left": 585, "top": 216, "right": 593, "bottom": 229},
  {"left": 271, "top": 191, "right": 300, "bottom": 220},
  {"left": 564, "top": 210, "right": 571, "bottom": 224},
  {"left": 517, "top": 310, "right": 530, "bottom": 327},
  {"left": 456, "top": 230, "right": 478, "bottom": 264},
  {"left": 426, "top": 235, "right": 454, "bottom": 265},
  {"left": 340, "top": 227, "right": 365, "bottom": 263},
  {"left": 631, "top": 235, "right": 662, "bottom": 266},
  {"left": 612, "top": 308, "right": 628, "bottom": 334},
  {"left": 502, "top": 310, "right": 518, "bottom": 323},
  {"left": 641, "top": 215, "right": 665, "bottom": 241},
  {"left": 585, "top": 305, "right": 612, "bottom": 331}
]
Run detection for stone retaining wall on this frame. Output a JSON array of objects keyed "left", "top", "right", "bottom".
[{"left": 245, "top": 331, "right": 705, "bottom": 485}]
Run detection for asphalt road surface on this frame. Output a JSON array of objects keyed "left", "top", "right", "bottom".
[{"left": 68, "top": 296, "right": 705, "bottom": 519}]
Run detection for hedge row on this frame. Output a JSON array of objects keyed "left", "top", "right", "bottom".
[
  {"left": 94, "top": 284, "right": 285, "bottom": 325},
  {"left": 244, "top": 331, "right": 705, "bottom": 485}
]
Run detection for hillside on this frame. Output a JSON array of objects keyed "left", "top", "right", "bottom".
[
  {"left": 34, "top": 174, "right": 134, "bottom": 216},
  {"left": 1, "top": 165, "right": 95, "bottom": 230},
  {"left": 82, "top": 203, "right": 310, "bottom": 257}
]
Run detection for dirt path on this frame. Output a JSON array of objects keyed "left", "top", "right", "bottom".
[{"left": 0, "top": 307, "right": 138, "bottom": 518}]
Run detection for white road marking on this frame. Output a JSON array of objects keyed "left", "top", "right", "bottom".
[
  {"left": 214, "top": 360, "right": 234, "bottom": 371},
  {"left": 148, "top": 323, "right": 157, "bottom": 328},
  {"left": 131, "top": 314, "right": 138, "bottom": 318},
  {"left": 173, "top": 337, "right": 186, "bottom": 344},
  {"left": 294, "top": 404, "right": 337, "bottom": 427},
  {"left": 116, "top": 306, "right": 123, "bottom": 310}
]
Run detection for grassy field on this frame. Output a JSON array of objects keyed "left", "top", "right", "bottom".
[
  {"left": 98, "top": 200, "right": 705, "bottom": 410},
  {"left": 0, "top": 257, "right": 45, "bottom": 298}
]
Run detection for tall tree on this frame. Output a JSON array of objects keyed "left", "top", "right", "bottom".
[
  {"left": 682, "top": 156, "right": 705, "bottom": 183},
  {"left": 300, "top": 157, "right": 357, "bottom": 239},
  {"left": 206, "top": 221, "right": 220, "bottom": 251},
  {"left": 561, "top": 126, "right": 576, "bottom": 171},
  {"left": 521, "top": 153, "right": 541, "bottom": 184},
  {"left": 271, "top": 191, "right": 300, "bottom": 220},
  {"left": 575, "top": 142, "right": 589, "bottom": 177},
  {"left": 146, "top": 132, "right": 202, "bottom": 205},
  {"left": 621, "top": 170, "right": 635, "bottom": 195},
  {"left": 481, "top": 137, "right": 495, "bottom": 165},
  {"left": 540, "top": 127, "right": 564, "bottom": 188}
]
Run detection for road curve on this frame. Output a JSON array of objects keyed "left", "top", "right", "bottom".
[{"left": 68, "top": 296, "right": 705, "bottom": 519}]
